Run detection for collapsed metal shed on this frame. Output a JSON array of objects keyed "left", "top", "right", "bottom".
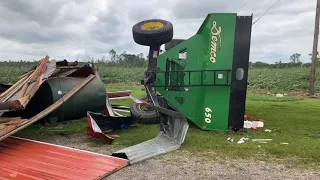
[
  {"left": 3, "top": 66, "right": 106, "bottom": 124},
  {"left": 0, "top": 55, "right": 106, "bottom": 141}
]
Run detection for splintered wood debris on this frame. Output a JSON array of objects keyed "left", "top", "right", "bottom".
[{"left": 0, "top": 55, "right": 95, "bottom": 141}]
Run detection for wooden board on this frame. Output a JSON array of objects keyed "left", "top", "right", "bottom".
[{"left": 0, "top": 74, "right": 95, "bottom": 141}]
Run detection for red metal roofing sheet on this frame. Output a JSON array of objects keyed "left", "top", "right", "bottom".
[{"left": 0, "top": 136, "right": 128, "bottom": 180}]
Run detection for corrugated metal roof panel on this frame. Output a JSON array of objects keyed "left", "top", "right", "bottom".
[
  {"left": 0, "top": 136, "right": 128, "bottom": 180},
  {"left": 112, "top": 113, "right": 189, "bottom": 164}
]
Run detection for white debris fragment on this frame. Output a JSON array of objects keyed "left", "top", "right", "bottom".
[
  {"left": 252, "top": 139, "right": 272, "bottom": 142},
  {"left": 227, "top": 137, "right": 234, "bottom": 142},
  {"left": 265, "top": 129, "right": 272, "bottom": 133},
  {"left": 237, "top": 137, "right": 249, "bottom": 144},
  {"left": 276, "top": 94, "right": 284, "bottom": 97}
]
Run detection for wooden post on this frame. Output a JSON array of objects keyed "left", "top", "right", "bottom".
[{"left": 309, "top": 0, "right": 320, "bottom": 96}]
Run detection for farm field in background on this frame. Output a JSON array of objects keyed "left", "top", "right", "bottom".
[{"left": 0, "top": 62, "right": 319, "bottom": 94}]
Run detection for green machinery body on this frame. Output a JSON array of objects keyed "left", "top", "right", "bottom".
[{"left": 155, "top": 13, "right": 253, "bottom": 131}]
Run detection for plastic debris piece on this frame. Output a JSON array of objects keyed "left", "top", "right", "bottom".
[
  {"left": 252, "top": 139, "right": 272, "bottom": 142},
  {"left": 121, "top": 124, "right": 128, "bottom": 129},
  {"left": 276, "top": 94, "right": 284, "bottom": 97},
  {"left": 244, "top": 120, "right": 252, "bottom": 129},
  {"left": 280, "top": 142, "right": 289, "bottom": 145},
  {"left": 252, "top": 121, "right": 264, "bottom": 128},
  {"left": 237, "top": 137, "right": 249, "bottom": 144},
  {"left": 265, "top": 129, "right": 272, "bottom": 133},
  {"left": 227, "top": 137, "right": 234, "bottom": 142}
]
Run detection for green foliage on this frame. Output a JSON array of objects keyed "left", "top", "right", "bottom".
[
  {"left": 96, "top": 65, "right": 144, "bottom": 84},
  {"left": 248, "top": 67, "right": 320, "bottom": 93},
  {"left": 0, "top": 53, "right": 320, "bottom": 93},
  {"left": 247, "top": 93, "right": 303, "bottom": 102},
  {"left": 290, "top": 53, "right": 301, "bottom": 64}
]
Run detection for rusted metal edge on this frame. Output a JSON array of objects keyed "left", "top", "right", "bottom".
[{"left": 0, "top": 74, "right": 95, "bottom": 142}]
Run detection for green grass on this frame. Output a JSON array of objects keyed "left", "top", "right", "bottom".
[{"left": 13, "top": 85, "right": 320, "bottom": 167}]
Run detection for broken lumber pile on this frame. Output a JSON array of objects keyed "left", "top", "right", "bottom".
[{"left": 0, "top": 55, "right": 99, "bottom": 141}]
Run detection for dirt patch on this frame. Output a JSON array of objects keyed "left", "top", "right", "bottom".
[
  {"left": 107, "top": 150, "right": 320, "bottom": 180},
  {"left": 19, "top": 133, "right": 125, "bottom": 155},
  {"left": 109, "top": 159, "right": 319, "bottom": 180},
  {"left": 19, "top": 133, "right": 320, "bottom": 180}
]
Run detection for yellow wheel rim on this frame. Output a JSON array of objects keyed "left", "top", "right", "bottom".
[{"left": 141, "top": 22, "right": 163, "bottom": 30}]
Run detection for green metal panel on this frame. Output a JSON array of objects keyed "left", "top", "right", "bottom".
[
  {"left": 3, "top": 76, "right": 107, "bottom": 124},
  {"left": 41, "top": 77, "right": 106, "bottom": 123},
  {"left": 156, "top": 13, "right": 237, "bottom": 131}
]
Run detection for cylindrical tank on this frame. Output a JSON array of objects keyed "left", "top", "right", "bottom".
[{"left": 19, "top": 76, "right": 106, "bottom": 124}]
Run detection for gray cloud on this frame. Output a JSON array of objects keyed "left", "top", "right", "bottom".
[
  {"left": 0, "top": 0, "right": 316, "bottom": 64},
  {"left": 171, "top": 0, "right": 229, "bottom": 19},
  {"left": 0, "top": 0, "right": 66, "bottom": 25}
]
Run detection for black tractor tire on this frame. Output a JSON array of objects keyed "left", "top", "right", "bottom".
[
  {"left": 130, "top": 96, "right": 168, "bottom": 124},
  {"left": 132, "top": 19, "right": 173, "bottom": 46},
  {"left": 165, "top": 39, "right": 185, "bottom": 50}
]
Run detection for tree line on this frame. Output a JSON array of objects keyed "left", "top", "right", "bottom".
[
  {"left": 250, "top": 52, "right": 320, "bottom": 68},
  {"left": 0, "top": 51, "right": 319, "bottom": 69}
]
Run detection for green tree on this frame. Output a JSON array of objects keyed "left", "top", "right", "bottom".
[
  {"left": 109, "top": 49, "right": 117, "bottom": 61},
  {"left": 290, "top": 53, "right": 301, "bottom": 64}
]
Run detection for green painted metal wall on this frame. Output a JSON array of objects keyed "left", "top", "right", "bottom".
[{"left": 156, "top": 13, "right": 237, "bottom": 131}]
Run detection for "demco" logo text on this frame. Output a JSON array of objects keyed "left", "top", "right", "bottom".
[{"left": 209, "top": 21, "right": 222, "bottom": 63}]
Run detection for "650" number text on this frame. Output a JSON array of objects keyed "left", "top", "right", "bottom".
[{"left": 204, "top": 107, "right": 212, "bottom": 123}]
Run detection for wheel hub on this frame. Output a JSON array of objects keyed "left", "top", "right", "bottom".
[{"left": 141, "top": 22, "right": 164, "bottom": 30}]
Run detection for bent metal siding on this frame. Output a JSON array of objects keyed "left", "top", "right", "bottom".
[{"left": 0, "top": 136, "right": 128, "bottom": 180}]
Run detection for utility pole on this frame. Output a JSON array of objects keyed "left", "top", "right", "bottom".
[{"left": 309, "top": 0, "right": 320, "bottom": 96}]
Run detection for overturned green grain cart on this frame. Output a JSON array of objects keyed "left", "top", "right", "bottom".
[{"left": 155, "top": 13, "right": 253, "bottom": 131}]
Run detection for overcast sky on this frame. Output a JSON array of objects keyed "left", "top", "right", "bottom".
[{"left": 0, "top": 0, "right": 316, "bottom": 63}]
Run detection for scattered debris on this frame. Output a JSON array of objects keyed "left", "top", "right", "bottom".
[
  {"left": 111, "top": 103, "right": 189, "bottom": 165},
  {"left": 0, "top": 56, "right": 107, "bottom": 141},
  {"left": 244, "top": 114, "right": 253, "bottom": 119},
  {"left": 244, "top": 120, "right": 252, "bottom": 128},
  {"left": 86, "top": 111, "right": 135, "bottom": 144},
  {"left": 276, "top": 94, "right": 284, "bottom": 97},
  {"left": 243, "top": 119, "right": 264, "bottom": 129},
  {"left": 280, "top": 142, "right": 289, "bottom": 145},
  {"left": 265, "top": 129, "right": 272, "bottom": 133},
  {"left": 237, "top": 137, "right": 249, "bottom": 144},
  {"left": 227, "top": 137, "right": 234, "bottom": 142},
  {"left": 252, "top": 139, "right": 272, "bottom": 142}
]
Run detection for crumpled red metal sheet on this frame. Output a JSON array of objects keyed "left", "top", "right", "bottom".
[{"left": 0, "top": 136, "right": 128, "bottom": 180}]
